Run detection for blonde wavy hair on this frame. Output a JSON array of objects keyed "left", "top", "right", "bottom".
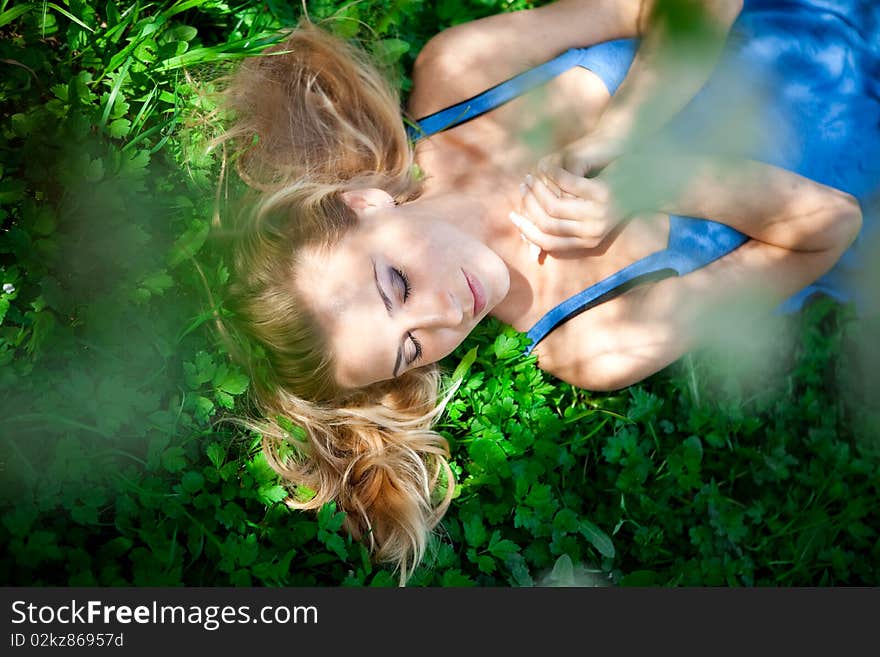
[{"left": 208, "top": 19, "right": 457, "bottom": 582}]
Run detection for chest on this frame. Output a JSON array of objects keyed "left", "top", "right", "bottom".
[
  {"left": 411, "top": 65, "right": 610, "bottom": 181},
  {"left": 407, "top": 60, "right": 675, "bottom": 367}
]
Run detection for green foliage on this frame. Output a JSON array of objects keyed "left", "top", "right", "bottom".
[{"left": 1, "top": 0, "right": 878, "bottom": 589}]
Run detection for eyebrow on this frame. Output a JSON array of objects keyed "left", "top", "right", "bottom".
[{"left": 372, "top": 259, "right": 403, "bottom": 378}]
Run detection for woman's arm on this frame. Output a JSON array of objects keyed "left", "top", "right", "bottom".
[
  {"left": 535, "top": 0, "right": 743, "bottom": 178},
  {"left": 523, "top": 155, "right": 862, "bottom": 390},
  {"left": 409, "top": 1, "right": 740, "bottom": 142},
  {"left": 409, "top": 0, "right": 644, "bottom": 119},
  {"left": 516, "top": 150, "right": 862, "bottom": 254},
  {"left": 619, "top": 153, "right": 861, "bottom": 253}
]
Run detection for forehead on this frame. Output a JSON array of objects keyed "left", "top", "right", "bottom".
[
  {"left": 295, "top": 237, "right": 392, "bottom": 387},
  {"left": 295, "top": 215, "right": 413, "bottom": 302},
  {"left": 296, "top": 239, "right": 364, "bottom": 317}
]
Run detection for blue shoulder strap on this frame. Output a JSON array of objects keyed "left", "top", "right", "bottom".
[
  {"left": 406, "top": 39, "right": 639, "bottom": 142},
  {"left": 523, "top": 217, "right": 750, "bottom": 355},
  {"left": 403, "top": 40, "right": 752, "bottom": 356},
  {"left": 402, "top": 39, "right": 760, "bottom": 356}
]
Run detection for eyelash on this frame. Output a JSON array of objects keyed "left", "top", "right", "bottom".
[
  {"left": 393, "top": 267, "right": 411, "bottom": 302},
  {"left": 392, "top": 268, "right": 421, "bottom": 364},
  {"left": 408, "top": 332, "right": 423, "bottom": 363}
]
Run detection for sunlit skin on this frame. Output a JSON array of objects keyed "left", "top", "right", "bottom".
[
  {"left": 293, "top": 0, "right": 861, "bottom": 394},
  {"left": 296, "top": 188, "right": 518, "bottom": 388},
  {"left": 294, "top": 157, "right": 675, "bottom": 392}
]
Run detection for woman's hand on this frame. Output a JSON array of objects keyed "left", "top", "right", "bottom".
[
  {"left": 510, "top": 161, "right": 628, "bottom": 259},
  {"left": 537, "top": 132, "right": 625, "bottom": 180}
]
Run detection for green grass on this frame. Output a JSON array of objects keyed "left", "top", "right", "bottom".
[{"left": 1, "top": 0, "right": 877, "bottom": 587}]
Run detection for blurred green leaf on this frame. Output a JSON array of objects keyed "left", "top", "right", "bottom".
[{"left": 579, "top": 520, "right": 615, "bottom": 559}]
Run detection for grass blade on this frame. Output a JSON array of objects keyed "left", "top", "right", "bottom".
[
  {"left": 99, "top": 56, "right": 133, "bottom": 130},
  {"left": 46, "top": 1, "right": 95, "bottom": 32},
  {"left": 0, "top": 3, "right": 31, "bottom": 28},
  {"left": 130, "top": 84, "right": 159, "bottom": 135},
  {"left": 155, "top": 34, "right": 284, "bottom": 72},
  {"left": 162, "top": 0, "right": 212, "bottom": 20}
]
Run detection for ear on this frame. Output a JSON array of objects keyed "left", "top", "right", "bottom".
[{"left": 340, "top": 188, "right": 395, "bottom": 215}]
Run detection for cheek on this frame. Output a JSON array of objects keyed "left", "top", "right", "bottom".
[
  {"left": 428, "top": 227, "right": 477, "bottom": 262},
  {"left": 386, "top": 225, "right": 435, "bottom": 262},
  {"left": 427, "top": 328, "right": 469, "bottom": 363},
  {"left": 401, "top": 231, "right": 451, "bottom": 271}
]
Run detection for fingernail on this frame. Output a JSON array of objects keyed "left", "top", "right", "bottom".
[
  {"left": 519, "top": 183, "right": 527, "bottom": 197},
  {"left": 524, "top": 174, "right": 534, "bottom": 187},
  {"left": 519, "top": 231, "right": 528, "bottom": 242},
  {"left": 529, "top": 243, "right": 541, "bottom": 261},
  {"left": 508, "top": 211, "right": 522, "bottom": 227}
]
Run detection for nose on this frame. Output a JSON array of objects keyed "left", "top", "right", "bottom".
[{"left": 410, "top": 288, "right": 463, "bottom": 330}]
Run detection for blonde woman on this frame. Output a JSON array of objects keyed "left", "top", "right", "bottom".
[{"left": 214, "top": 0, "right": 878, "bottom": 581}]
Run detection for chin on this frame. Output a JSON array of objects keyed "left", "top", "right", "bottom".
[{"left": 493, "top": 265, "right": 512, "bottom": 303}]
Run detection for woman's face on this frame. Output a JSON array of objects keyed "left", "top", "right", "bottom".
[{"left": 296, "top": 189, "right": 511, "bottom": 389}]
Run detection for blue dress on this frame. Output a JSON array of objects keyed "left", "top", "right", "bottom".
[{"left": 407, "top": 0, "right": 880, "bottom": 355}]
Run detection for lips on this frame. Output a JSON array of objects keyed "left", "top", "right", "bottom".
[{"left": 462, "top": 269, "right": 486, "bottom": 317}]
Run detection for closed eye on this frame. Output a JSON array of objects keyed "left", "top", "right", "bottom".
[
  {"left": 392, "top": 267, "right": 411, "bottom": 302},
  {"left": 406, "top": 332, "right": 423, "bottom": 365},
  {"left": 394, "top": 269, "right": 420, "bottom": 367},
  {"left": 375, "top": 260, "right": 420, "bottom": 377}
]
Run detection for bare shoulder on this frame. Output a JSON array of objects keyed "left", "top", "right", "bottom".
[
  {"left": 531, "top": 285, "right": 681, "bottom": 391},
  {"left": 407, "top": 0, "right": 744, "bottom": 118},
  {"left": 407, "top": 0, "right": 643, "bottom": 118}
]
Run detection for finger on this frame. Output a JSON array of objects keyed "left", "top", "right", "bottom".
[
  {"left": 539, "top": 173, "right": 564, "bottom": 199},
  {"left": 527, "top": 174, "right": 586, "bottom": 219},
  {"left": 522, "top": 190, "right": 606, "bottom": 245},
  {"left": 536, "top": 154, "right": 565, "bottom": 197},
  {"left": 525, "top": 176, "right": 607, "bottom": 236},
  {"left": 539, "top": 162, "right": 610, "bottom": 203},
  {"left": 509, "top": 211, "right": 597, "bottom": 253},
  {"left": 526, "top": 173, "right": 565, "bottom": 207}
]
